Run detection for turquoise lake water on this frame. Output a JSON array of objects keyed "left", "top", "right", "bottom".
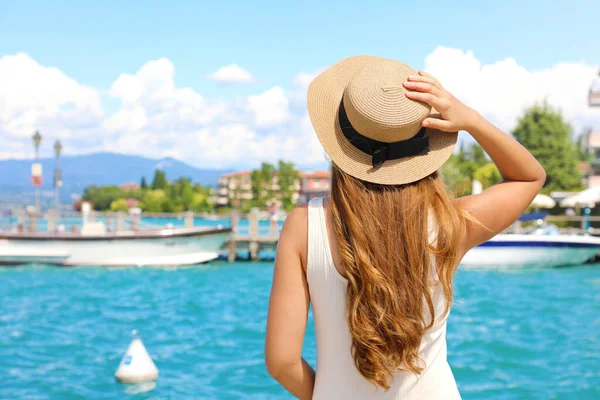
[{"left": 1, "top": 263, "right": 599, "bottom": 399}]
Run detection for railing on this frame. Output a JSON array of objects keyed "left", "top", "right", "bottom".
[
  {"left": 9, "top": 209, "right": 598, "bottom": 237},
  {"left": 0, "top": 208, "right": 282, "bottom": 236}
]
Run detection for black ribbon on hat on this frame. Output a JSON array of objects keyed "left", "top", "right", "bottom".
[{"left": 338, "top": 99, "right": 430, "bottom": 169}]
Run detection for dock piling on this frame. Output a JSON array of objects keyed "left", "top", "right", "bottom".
[
  {"left": 47, "top": 209, "right": 57, "bottom": 233},
  {"left": 225, "top": 209, "right": 281, "bottom": 262},
  {"left": 184, "top": 211, "right": 195, "bottom": 228}
]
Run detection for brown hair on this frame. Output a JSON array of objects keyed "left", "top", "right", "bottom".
[{"left": 330, "top": 164, "right": 466, "bottom": 390}]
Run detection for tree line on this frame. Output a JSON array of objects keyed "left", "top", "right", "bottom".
[
  {"left": 441, "top": 103, "right": 591, "bottom": 196},
  {"left": 226, "top": 160, "right": 299, "bottom": 213},
  {"left": 80, "top": 160, "right": 301, "bottom": 213},
  {"left": 80, "top": 103, "right": 592, "bottom": 213},
  {"left": 80, "top": 170, "right": 213, "bottom": 213}
]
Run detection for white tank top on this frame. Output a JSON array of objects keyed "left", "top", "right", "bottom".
[{"left": 307, "top": 197, "right": 461, "bottom": 400}]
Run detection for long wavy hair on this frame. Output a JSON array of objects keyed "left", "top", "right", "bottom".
[{"left": 330, "top": 164, "right": 467, "bottom": 390}]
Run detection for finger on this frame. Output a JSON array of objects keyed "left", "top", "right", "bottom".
[
  {"left": 407, "top": 75, "right": 442, "bottom": 91},
  {"left": 402, "top": 81, "right": 441, "bottom": 96},
  {"left": 415, "top": 71, "right": 443, "bottom": 89},
  {"left": 422, "top": 117, "right": 455, "bottom": 132},
  {"left": 405, "top": 90, "right": 443, "bottom": 110},
  {"left": 418, "top": 70, "right": 439, "bottom": 82},
  {"left": 406, "top": 74, "right": 438, "bottom": 85}
]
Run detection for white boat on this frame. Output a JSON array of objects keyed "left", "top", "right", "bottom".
[
  {"left": 0, "top": 226, "right": 232, "bottom": 267},
  {"left": 461, "top": 233, "right": 600, "bottom": 269}
]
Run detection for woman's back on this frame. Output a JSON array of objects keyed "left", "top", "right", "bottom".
[
  {"left": 307, "top": 197, "right": 461, "bottom": 399},
  {"left": 264, "top": 56, "right": 545, "bottom": 400}
]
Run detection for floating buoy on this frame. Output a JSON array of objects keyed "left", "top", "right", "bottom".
[{"left": 115, "top": 331, "right": 158, "bottom": 383}]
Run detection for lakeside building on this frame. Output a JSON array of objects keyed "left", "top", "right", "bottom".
[
  {"left": 120, "top": 182, "right": 140, "bottom": 191},
  {"left": 215, "top": 171, "right": 253, "bottom": 207},
  {"left": 586, "top": 71, "right": 600, "bottom": 187},
  {"left": 297, "top": 171, "right": 331, "bottom": 203},
  {"left": 215, "top": 170, "right": 331, "bottom": 208},
  {"left": 585, "top": 133, "right": 600, "bottom": 188}
]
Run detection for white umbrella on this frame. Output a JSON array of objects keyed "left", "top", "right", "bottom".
[
  {"left": 531, "top": 194, "right": 556, "bottom": 209},
  {"left": 559, "top": 187, "right": 600, "bottom": 208}
]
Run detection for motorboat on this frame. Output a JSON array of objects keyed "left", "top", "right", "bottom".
[
  {"left": 461, "top": 215, "right": 600, "bottom": 269},
  {"left": 0, "top": 225, "right": 231, "bottom": 267}
]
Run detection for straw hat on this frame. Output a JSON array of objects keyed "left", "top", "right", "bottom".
[{"left": 307, "top": 55, "right": 457, "bottom": 185}]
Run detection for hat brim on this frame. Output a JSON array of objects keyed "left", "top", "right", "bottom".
[{"left": 307, "top": 55, "right": 457, "bottom": 185}]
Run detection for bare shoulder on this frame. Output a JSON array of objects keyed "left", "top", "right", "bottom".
[
  {"left": 281, "top": 204, "right": 309, "bottom": 245},
  {"left": 284, "top": 203, "right": 309, "bottom": 228},
  {"left": 278, "top": 204, "right": 309, "bottom": 269}
]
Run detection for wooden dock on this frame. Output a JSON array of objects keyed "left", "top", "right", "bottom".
[
  {"left": 7, "top": 204, "right": 600, "bottom": 263},
  {"left": 226, "top": 210, "right": 280, "bottom": 262}
]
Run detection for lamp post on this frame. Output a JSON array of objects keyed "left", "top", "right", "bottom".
[
  {"left": 54, "top": 140, "right": 63, "bottom": 213},
  {"left": 32, "top": 131, "right": 42, "bottom": 212}
]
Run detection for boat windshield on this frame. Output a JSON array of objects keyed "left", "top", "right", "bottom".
[{"left": 523, "top": 223, "right": 561, "bottom": 236}]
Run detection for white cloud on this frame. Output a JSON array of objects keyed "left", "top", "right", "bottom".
[
  {"left": 292, "top": 68, "right": 325, "bottom": 88},
  {"left": 246, "top": 86, "right": 290, "bottom": 128},
  {"left": 424, "top": 46, "right": 600, "bottom": 134},
  {"left": 0, "top": 52, "right": 103, "bottom": 144},
  {"left": 102, "top": 105, "right": 147, "bottom": 133},
  {"left": 206, "top": 64, "right": 255, "bottom": 84},
  {"left": 1, "top": 49, "right": 598, "bottom": 172}
]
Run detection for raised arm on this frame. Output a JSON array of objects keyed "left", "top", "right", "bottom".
[{"left": 404, "top": 72, "right": 546, "bottom": 256}]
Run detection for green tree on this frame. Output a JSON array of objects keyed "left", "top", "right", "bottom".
[
  {"left": 250, "top": 170, "right": 262, "bottom": 203},
  {"left": 470, "top": 144, "right": 487, "bottom": 167},
  {"left": 512, "top": 103, "right": 581, "bottom": 192},
  {"left": 260, "top": 162, "right": 276, "bottom": 201},
  {"left": 140, "top": 176, "right": 148, "bottom": 190},
  {"left": 250, "top": 162, "right": 276, "bottom": 207},
  {"left": 162, "top": 198, "right": 179, "bottom": 213},
  {"left": 81, "top": 185, "right": 125, "bottom": 210},
  {"left": 441, "top": 154, "right": 469, "bottom": 196},
  {"left": 82, "top": 172, "right": 216, "bottom": 213},
  {"left": 277, "top": 160, "right": 300, "bottom": 211},
  {"left": 576, "top": 128, "right": 593, "bottom": 163},
  {"left": 141, "top": 189, "right": 167, "bottom": 212},
  {"left": 151, "top": 170, "right": 168, "bottom": 190},
  {"left": 456, "top": 143, "right": 487, "bottom": 179},
  {"left": 182, "top": 185, "right": 194, "bottom": 210},
  {"left": 110, "top": 198, "right": 129, "bottom": 212},
  {"left": 473, "top": 163, "right": 502, "bottom": 190},
  {"left": 440, "top": 143, "right": 488, "bottom": 196},
  {"left": 191, "top": 190, "right": 213, "bottom": 212}
]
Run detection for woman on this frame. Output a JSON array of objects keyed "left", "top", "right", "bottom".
[{"left": 265, "top": 56, "right": 545, "bottom": 399}]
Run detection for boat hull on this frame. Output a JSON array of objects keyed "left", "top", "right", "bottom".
[
  {"left": 461, "top": 234, "right": 600, "bottom": 269},
  {"left": 0, "top": 227, "right": 231, "bottom": 267}
]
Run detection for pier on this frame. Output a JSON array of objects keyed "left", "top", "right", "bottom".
[
  {"left": 0, "top": 205, "right": 282, "bottom": 262},
  {"left": 226, "top": 211, "right": 280, "bottom": 262},
  {"left": 6, "top": 205, "right": 600, "bottom": 262}
]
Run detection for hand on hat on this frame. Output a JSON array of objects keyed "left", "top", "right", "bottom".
[{"left": 403, "top": 71, "right": 479, "bottom": 133}]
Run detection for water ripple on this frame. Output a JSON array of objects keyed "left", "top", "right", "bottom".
[{"left": 0, "top": 263, "right": 598, "bottom": 399}]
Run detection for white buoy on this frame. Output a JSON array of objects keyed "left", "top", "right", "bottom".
[{"left": 115, "top": 331, "right": 159, "bottom": 383}]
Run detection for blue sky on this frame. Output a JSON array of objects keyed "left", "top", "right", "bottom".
[
  {"left": 1, "top": 0, "right": 599, "bottom": 168},
  {"left": 2, "top": 0, "right": 598, "bottom": 96}
]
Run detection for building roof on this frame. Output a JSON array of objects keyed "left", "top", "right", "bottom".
[
  {"left": 120, "top": 182, "right": 140, "bottom": 190},
  {"left": 221, "top": 170, "right": 251, "bottom": 178},
  {"left": 590, "top": 82, "right": 600, "bottom": 107},
  {"left": 579, "top": 161, "right": 591, "bottom": 174},
  {"left": 588, "top": 132, "right": 600, "bottom": 148},
  {"left": 221, "top": 169, "right": 331, "bottom": 180},
  {"left": 300, "top": 170, "right": 331, "bottom": 179},
  {"left": 126, "top": 198, "right": 140, "bottom": 208}
]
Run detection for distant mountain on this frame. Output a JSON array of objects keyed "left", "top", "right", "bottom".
[{"left": 0, "top": 152, "right": 230, "bottom": 203}]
